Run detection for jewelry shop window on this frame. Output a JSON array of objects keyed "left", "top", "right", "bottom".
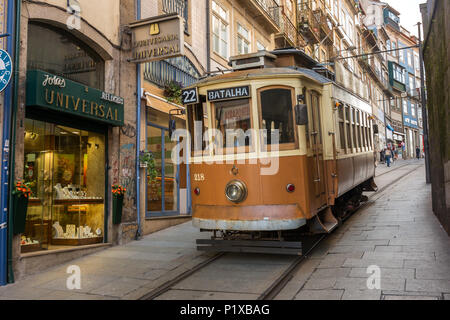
[
  {"left": 21, "top": 119, "right": 105, "bottom": 253},
  {"left": 259, "top": 87, "right": 296, "bottom": 150}
]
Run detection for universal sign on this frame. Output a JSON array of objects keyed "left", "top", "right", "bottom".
[
  {"left": 129, "top": 13, "right": 184, "bottom": 63},
  {"left": 26, "top": 70, "right": 124, "bottom": 127}
]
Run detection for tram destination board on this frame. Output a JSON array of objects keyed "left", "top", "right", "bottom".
[{"left": 207, "top": 85, "right": 251, "bottom": 102}]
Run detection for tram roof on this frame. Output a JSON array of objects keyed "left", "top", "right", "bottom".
[{"left": 194, "top": 67, "right": 333, "bottom": 87}]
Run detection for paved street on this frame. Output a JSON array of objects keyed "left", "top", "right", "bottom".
[{"left": 0, "top": 160, "right": 449, "bottom": 300}]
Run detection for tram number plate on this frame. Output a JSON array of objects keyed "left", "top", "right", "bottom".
[
  {"left": 194, "top": 173, "right": 205, "bottom": 181},
  {"left": 181, "top": 88, "right": 199, "bottom": 105}
]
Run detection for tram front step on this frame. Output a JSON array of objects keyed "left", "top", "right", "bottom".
[{"left": 196, "top": 239, "right": 302, "bottom": 255}]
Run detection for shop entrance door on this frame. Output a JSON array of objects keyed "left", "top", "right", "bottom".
[{"left": 147, "top": 124, "right": 179, "bottom": 216}]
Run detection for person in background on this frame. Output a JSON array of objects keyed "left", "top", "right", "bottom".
[
  {"left": 380, "top": 149, "right": 386, "bottom": 164},
  {"left": 385, "top": 147, "right": 392, "bottom": 167},
  {"left": 416, "top": 146, "right": 421, "bottom": 160}
]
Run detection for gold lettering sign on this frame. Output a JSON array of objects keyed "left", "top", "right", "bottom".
[{"left": 129, "top": 14, "right": 184, "bottom": 63}]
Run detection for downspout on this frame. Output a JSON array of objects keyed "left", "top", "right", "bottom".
[
  {"left": 0, "top": 0, "right": 16, "bottom": 286},
  {"left": 135, "top": 0, "right": 142, "bottom": 240},
  {"left": 206, "top": 0, "right": 210, "bottom": 73},
  {"left": 7, "top": 0, "right": 21, "bottom": 284}
]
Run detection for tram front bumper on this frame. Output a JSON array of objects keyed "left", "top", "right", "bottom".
[{"left": 192, "top": 204, "right": 307, "bottom": 231}]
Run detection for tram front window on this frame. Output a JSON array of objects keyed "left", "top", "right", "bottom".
[
  {"left": 260, "top": 88, "right": 296, "bottom": 147},
  {"left": 214, "top": 98, "right": 251, "bottom": 148}
]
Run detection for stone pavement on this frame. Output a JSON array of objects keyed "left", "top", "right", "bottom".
[
  {"left": 0, "top": 223, "right": 214, "bottom": 300},
  {"left": 0, "top": 161, "right": 448, "bottom": 300},
  {"left": 276, "top": 163, "right": 450, "bottom": 300}
]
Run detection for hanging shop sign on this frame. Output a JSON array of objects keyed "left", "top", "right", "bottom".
[
  {"left": 26, "top": 70, "right": 124, "bottom": 126},
  {"left": 207, "top": 86, "right": 251, "bottom": 102},
  {"left": 129, "top": 13, "right": 184, "bottom": 64},
  {"left": 0, "top": 49, "right": 12, "bottom": 93}
]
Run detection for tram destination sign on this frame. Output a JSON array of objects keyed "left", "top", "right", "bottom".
[
  {"left": 129, "top": 13, "right": 184, "bottom": 63},
  {"left": 207, "top": 86, "right": 251, "bottom": 102},
  {"left": 26, "top": 70, "right": 124, "bottom": 127}
]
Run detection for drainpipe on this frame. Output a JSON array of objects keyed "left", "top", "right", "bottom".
[
  {"left": 206, "top": 0, "right": 210, "bottom": 73},
  {"left": 0, "top": 0, "right": 16, "bottom": 286},
  {"left": 135, "top": 0, "right": 142, "bottom": 240},
  {"left": 2, "top": 0, "right": 20, "bottom": 285}
]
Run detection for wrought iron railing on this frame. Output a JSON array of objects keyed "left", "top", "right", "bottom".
[
  {"left": 144, "top": 57, "right": 199, "bottom": 88},
  {"left": 279, "top": 10, "right": 297, "bottom": 45},
  {"left": 254, "top": 0, "right": 282, "bottom": 27},
  {"left": 162, "top": 0, "right": 188, "bottom": 32},
  {"left": 297, "top": 1, "right": 320, "bottom": 41}
]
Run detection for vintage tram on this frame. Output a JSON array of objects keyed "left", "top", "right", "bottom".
[{"left": 179, "top": 50, "right": 377, "bottom": 254}]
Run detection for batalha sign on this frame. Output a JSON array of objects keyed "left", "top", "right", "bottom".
[
  {"left": 26, "top": 70, "right": 124, "bottom": 126},
  {"left": 207, "top": 86, "right": 251, "bottom": 102},
  {"left": 129, "top": 13, "right": 184, "bottom": 63}
]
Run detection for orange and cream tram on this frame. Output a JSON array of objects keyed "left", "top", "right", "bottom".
[{"left": 178, "top": 50, "right": 377, "bottom": 254}]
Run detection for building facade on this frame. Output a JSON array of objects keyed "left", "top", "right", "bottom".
[
  {"left": 2, "top": 0, "right": 139, "bottom": 282},
  {"left": 421, "top": 0, "right": 450, "bottom": 235}
]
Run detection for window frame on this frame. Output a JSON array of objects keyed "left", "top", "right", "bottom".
[
  {"left": 257, "top": 85, "right": 299, "bottom": 152},
  {"left": 211, "top": 97, "right": 255, "bottom": 155},
  {"left": 212, "top": 1, "right": 229, "bottom": 60}
]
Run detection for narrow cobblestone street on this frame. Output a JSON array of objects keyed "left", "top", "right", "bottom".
[{"left": 0, "top": 160, "right": 448, "bottom": 300}]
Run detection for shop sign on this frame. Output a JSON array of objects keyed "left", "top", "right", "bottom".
[
  {"left": 26, "top": 70, "right": 124, "bottom": 126},
  {"left": 0, "top": 49, "right": 12, "bottom": 93},
  {"left": 207, "top": 86, "right": 251, "bottom": 102},
  {"left": 129, "top": 13, "right": 184, "bottom": 63}
]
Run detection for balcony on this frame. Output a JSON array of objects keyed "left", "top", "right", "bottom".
[
  {"left": 313, "top": 9, "right": 333, "bottom": 44},
  {"left": 275, "top": 9, "right": 297, "bottom": 48},
  {"left": 162, "top": 0, "right": 188, "bottom": 32},
  {"left": 298, "top": 2, "right": 320, "bottom": 44},
  {"left": 236, "top": 0, "right": 281, "bottom": 33}
]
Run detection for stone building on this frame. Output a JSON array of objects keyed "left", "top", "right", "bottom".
[
  {"left": 421, "top": 0, "right": 450, "bottom": 235},
  {"left": 1, "top": 0, "right": 139, "bottom": 282}
]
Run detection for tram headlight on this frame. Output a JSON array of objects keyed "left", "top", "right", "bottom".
[{"left": 225, "top": 180, "right": 248, "bottom": 204}]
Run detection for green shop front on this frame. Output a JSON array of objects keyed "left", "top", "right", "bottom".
[{"left": 20, "top": 69, "right": 124, "bottom": 253}]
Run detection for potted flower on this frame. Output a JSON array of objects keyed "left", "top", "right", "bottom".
[
  {"left": 12, "top": 181, "right": 32, "bottom": 235},
  {"left": 112, "top": 185, "right": 126, "bottom": 224}
]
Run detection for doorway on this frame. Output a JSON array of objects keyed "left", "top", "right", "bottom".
[{"left": 146, "top": 124, "right": 180, "bottom": 216}]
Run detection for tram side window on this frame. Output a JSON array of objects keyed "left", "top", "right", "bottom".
[
  {"left": 351, "top": 108, "right": 357, "bottom": 151},
  {"left": 362, "top": 112, "right": 367, "bottom": 149},
  {"left": 338, "top": 105, "right": 346, "bottom": 150},
  {"left": 345, "top": 105, "right": 352, "bottom": 152},
  {"left": 188, "top": 103, "right": 208, "bottom": 153},
  {"left": 260, "top": 88, "right": 295, "bottom": 147},
  {"left": 356, "top": 110, "right": 362, "bottom": 151},
  {"left": 214, "top": 98, "right": 251, "bottom": 148}
]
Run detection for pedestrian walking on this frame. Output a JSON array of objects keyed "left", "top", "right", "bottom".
[
  {"left": 416, "top": 146, "right": 421, "bottom": 160},
  {"left": 385, "top": 148, "right": 392, "bottom": 167},
  {"left": 380, "top": 149, "right": 386, "bottom": 164}
]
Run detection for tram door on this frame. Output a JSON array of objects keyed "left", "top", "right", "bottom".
[{"left": 310, "top": 92, "right": 327, "bottom": 203}]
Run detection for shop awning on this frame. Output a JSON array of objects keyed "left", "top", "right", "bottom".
[
  {"left": 386, "top": 124, "right": 395, "bottom": 132},
  {"left": 144, "top": 91, "right": 186, "bottom": 120}
]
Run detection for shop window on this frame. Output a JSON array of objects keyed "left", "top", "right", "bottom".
[
  {"left": 259, "top": 87, "right": 296, "bottom": 149},
  {"left": 27, "top": 22, "right": 104, "bottom": 89},
  {"left": 22, "top": 119, "right": 105, "bottom": 253}
]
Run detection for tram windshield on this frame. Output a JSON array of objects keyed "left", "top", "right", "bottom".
[{"left": 214, "top": 98, "right": 251, "bottom": 148}]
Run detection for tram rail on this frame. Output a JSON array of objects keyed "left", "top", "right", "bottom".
[{"left": 139, "top": 163, "right": 422, "bottom": 301}]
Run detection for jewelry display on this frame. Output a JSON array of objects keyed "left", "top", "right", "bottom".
[
  {"left": 53, "top": 221, "right": 101, "bottom": 240},
  {"left": 53, "top": 183, "right": 102, "bottom": 200}
]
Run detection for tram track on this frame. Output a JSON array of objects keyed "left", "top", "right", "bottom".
[{"left": 139, "top": 163, "right": 423, "bottom": 301}]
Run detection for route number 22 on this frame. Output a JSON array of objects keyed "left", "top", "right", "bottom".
[{"left": 182, "top": 88, "right": 199, "bottom": 105}]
